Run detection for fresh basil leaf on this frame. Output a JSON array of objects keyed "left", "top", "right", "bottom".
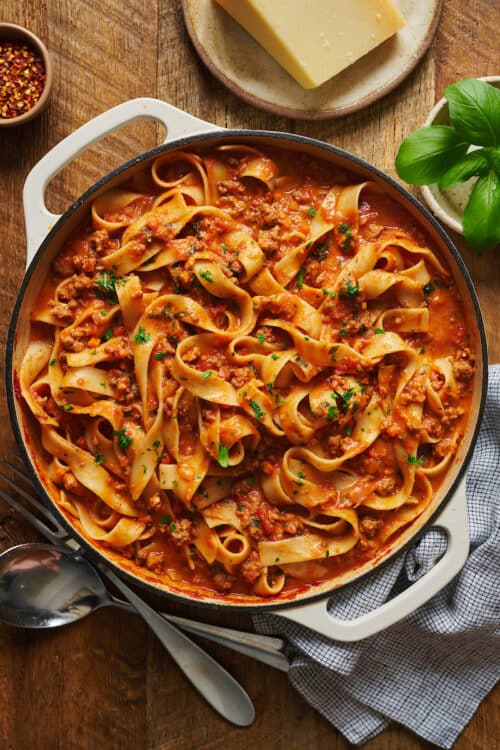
[
  {"left": 395, "top": 126, "right": 468, "bottom": 185},
  {"left": 462, "top": 169, "right": 500, "bottom": 253},
  {"left": 438, "top": 149, "right": 489, "bottom": 190},
  {"left": 486, "top": 146, "right": 500, "bottom": 174},
  {"left": 445, "top": 78, "right": 500, "bottom": 147}
]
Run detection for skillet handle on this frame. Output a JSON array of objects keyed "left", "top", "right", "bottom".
[
  {"left": 273, "top": 477, "right": 469, "bottom": 642},
  {"left": 22, "top": 98, "right": 221, "bottom": 267}
]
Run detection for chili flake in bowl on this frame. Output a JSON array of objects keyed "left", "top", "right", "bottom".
[{"left": 0, "top": 23, "right": 52, "bottom": 127}]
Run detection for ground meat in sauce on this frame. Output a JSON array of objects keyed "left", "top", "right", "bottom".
[{"left": 26, "top": 143, "right": 476, "bottom": 600}]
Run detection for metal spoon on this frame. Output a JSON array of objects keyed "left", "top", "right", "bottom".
[{"left": 0, "top": 542, "right": 255, "bottom": 726}]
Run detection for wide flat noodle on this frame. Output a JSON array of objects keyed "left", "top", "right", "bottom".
[{"left": 20, "top": 141, "right": 474, "bottom": 600}]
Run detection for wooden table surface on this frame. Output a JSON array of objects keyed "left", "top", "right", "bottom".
[{"left": 0, "top": 2, "right": 498, "bottom": 748}]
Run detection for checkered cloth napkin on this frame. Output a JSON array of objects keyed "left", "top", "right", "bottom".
[{"left": 254, "top": 365, "right": 500, "bottom": 748}]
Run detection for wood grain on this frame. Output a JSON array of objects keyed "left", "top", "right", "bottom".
[{"left": 0, "top": 1, "right": 498, "bottom": 748}]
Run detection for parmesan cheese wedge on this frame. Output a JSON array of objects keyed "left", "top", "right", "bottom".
[{"left": 214, "top": 0, "right": 406, "bottom": 89}]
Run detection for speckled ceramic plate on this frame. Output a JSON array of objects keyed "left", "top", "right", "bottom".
[{"left": 182, "top": 0, "right": 443, "bottom": 120}]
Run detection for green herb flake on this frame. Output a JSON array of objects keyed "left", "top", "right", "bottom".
[
  {"left": 327, "top": 404, "right": 339, "bottom": 421},
  {"left": 344, "top": 279, "right": 359, "bottom": 296},
  {"left": 375, "top": 327, "right": 385, "bottom": 334},
  {"left": 49, "top": 358, "right": 57, "bottom": 366},
  {"left": 249, "top": 400, "right": 265, "bottom": 420},
  {"left": 168, "top": 522, "right": 177, "bottom": 532},
  {"left": 114, "top": 428, "right": 132, "bottom": 450},
  {"left": 155, "top": 351, "right": 168, "bottom": 360},
  {"left": 199, "top": 269, "right": 214, "bottom": 283},
  {"left": 202, "top": 370, "right": 213, "bottom": 379},
  {"left": 61, "top": 404, "right": 73, "bottom": 411},
  {"left": 159, "top": 514, "right": 172, "bottom": 525},
  {"left": 96, "top": 270, "right": 118, "bottom": 296},
  {"left": 134, "top": 326, "right": 151, "bottom": 344},
  {"left": 217, "top": 442, "right": 229, "bottom": 468},
  {"left": 94, "top": 453, "right": 105, "bottom": 465},
  {"left": 246, "top": 475, "right": 255, "bottom": 486},
  {"left": 407, "top": 454, "right": 425, "bottom": 466},
  {"left": 297, "top": 265, "right": 305, "bottom": 290},
  {"left": 257, "top": 333, "right": 266, "bottom": 344},
  {"left": 308, "top": 208, "right": 317, "bottom": 217},
  {"left": 271, "top": 352, "right": 280, "bottom": 361},
  {"left": 103, "top": 328, "right": 113, "bottom": 341}
]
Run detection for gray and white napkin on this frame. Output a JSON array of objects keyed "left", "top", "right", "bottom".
[{"left": 254, "top": 365, "right": 500, "bottom": 748}]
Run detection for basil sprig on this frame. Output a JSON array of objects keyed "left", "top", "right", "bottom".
[{"left": 396, "top": 78, "right": 500, "bottom": 253}]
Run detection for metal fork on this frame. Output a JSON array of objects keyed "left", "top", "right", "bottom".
[{"left": 0, "top": 451, "right": 289, "bottom": 672}]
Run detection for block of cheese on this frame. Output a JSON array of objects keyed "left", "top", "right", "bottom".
[{"left": 214, "top": 0, "right": 406, "bottom": 89}]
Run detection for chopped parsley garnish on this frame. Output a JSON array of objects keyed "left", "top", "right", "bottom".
[
  {"left": 327, "top": 404, "right": 339, "bottom": 421},
  {"left": 61, "top": 404, "right": 73, "bottom": 411},
  {"left": 152, "top": 439, "right": 160, "bottom": 449},
  {"left": 169, "top": 522, "right": 177, "bottom": 532},
  {"left": 345, "top": 426, "right": 353, "bottom": 436},
  {"left": 103, "top": 328, "right": 113, "bottom": 341},
  {"left": 375, "top": 328, "right": 385, "bottom": 334},
  {"left": 134, "top": 327, "right": 151, "bottom": 344},
  {"left": 338, "top": 222, "right": 353, "bottom": 251},
  {"left": 308, "top": 208, "right": 317, "bottom": 217},
  {"left": 344, "top": 279, "right": 359, "bottom": 296},
  {"left": 419, "top": 347, "right": 426, "bottom": 354},
  {"left": 217, "top": 442, "right": 229, "bottom": 468},
  {"left": 275, "top": 557, "right": 281, "bottom": 563},
  {"left": 297, "top": 265, "right": 305, "bottom": 290},
  {"left": 271, "top": 352, "right": 280, "bottom": 361},
  {"left": 96, "top": 270, "right": 118, "bottom": 296},
  {"left": 321, "top": 288, "right": 336, "bottom": 298},
  {"left": 159, "top": 514, "right": 172, "bottom": 525},
  {"left": 114, "top": 428, "right": 132, "bottom": 450},
  {"left": 257, "top": 332, "right": 266, "bottom": 344},
  {"left": 199, "top": 269, "right": 214, "bottom": 282},
  {"left": 94, "top": 453, "right": 105, "bottom": 465},
  {"left": 155, "top": 351, "right": 168, "bottom": 360},
  {"left": 407, "top": 454, "right": 425, "bottom": 466},
  {"left": 202, "top": 370, "right": 212, "bottom": 379},
  {"left": 246, "top": 475, "right": 255, "bottom": 486},
  {"left": 49, "top": 358, "right": 57, "bottom": 366},
  {"left": 249, "top": 400, "right": 265, "bottom": 420}
]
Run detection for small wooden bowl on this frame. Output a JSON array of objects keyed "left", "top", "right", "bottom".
[{"left": 0, "top": 23, "right": 53, "bottom": 127}]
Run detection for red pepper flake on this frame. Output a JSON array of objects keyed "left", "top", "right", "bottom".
[{"left": 0, "top": 41, "right": 46, "bottom": 119}]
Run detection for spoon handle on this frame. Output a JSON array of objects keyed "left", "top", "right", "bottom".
[{"left": 103, "top": 567, "right": 255, "bottom": 727}]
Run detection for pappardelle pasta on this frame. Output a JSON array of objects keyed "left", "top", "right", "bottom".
[{"left": 21, "top": 143, "right": 475, "bottom": 599}]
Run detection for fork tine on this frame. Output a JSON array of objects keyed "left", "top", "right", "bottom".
[
  {"left": 0, "top": 458, "right": 72, "bottom": 541},
  {"left": 0, "top": 464, "right": 63, "bottom": 531},
  {"left": 0, "top": 487, "right": 65, "bottom": 547},
  {"left": 2, "top": 458, "right": 36, "bottom": 487}
]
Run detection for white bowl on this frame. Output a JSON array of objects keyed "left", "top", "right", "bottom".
[{"left": 420, "top": 76, "right": 500, "bottom": 235}]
